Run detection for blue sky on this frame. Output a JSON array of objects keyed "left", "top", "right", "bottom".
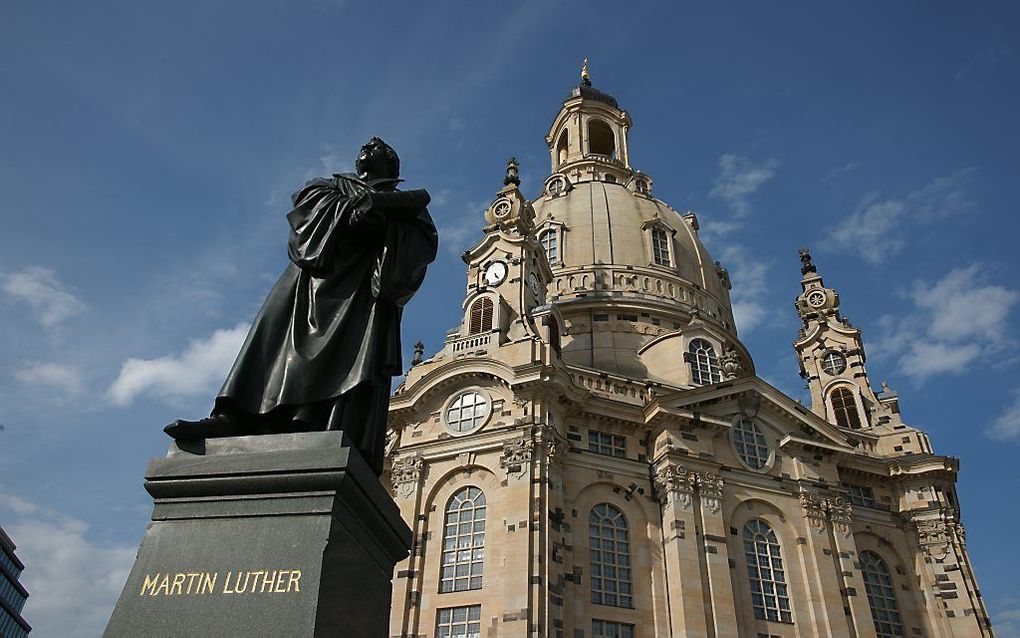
[{"left": 1, "top": 2, "right": 1019, "bottom": 635}]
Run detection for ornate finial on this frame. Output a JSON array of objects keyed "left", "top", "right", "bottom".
[
  {"left": 411, "top": 341, "right": 425, "bottom": 366},
  {"left": 881, "top": 380, "right": 892, "bottom": 393},
  {"left": 799, "top": 247, "right": 817, "bottom": 275},
  {"left": 581, "top": 58, "right": 591, "bottom": 86},
  {"left": 504, "top": 156, "right": 521, "bottom": 187}
]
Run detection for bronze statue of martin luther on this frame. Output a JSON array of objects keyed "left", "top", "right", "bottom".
[{"left": 165, "top": 138, "right": 438, "bottom": 475}]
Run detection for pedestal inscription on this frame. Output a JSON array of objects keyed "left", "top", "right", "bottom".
[{"left": 105, "top": 431, "right": 411, "bottom": 637}]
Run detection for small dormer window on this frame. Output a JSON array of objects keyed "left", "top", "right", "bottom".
[
  {"left": 688, "top": 338, "right": 721, "bottom": 385},
  {"left": 829, "top": 386, "right": 862, "bottom": 429},
  {"left": 604, "top": 174, "right": 616, "bottom": 184},
  {"left": 539, "top": 228, "right": 559, "bottom": 264},
  {"left": 468, "top": 297, "right": 493, "bottom": 335},
  {"left": 635, "top": 179, "right": 648, "bottom": 194},
  {"left": 651, "top": 228, "right": 671, "bottom": 267}
]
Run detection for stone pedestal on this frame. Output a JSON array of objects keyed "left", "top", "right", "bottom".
[{"left": 105, "top": 431, "right": 410, "bottom": 638}]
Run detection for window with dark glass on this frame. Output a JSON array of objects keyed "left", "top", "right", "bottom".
[
  {"left": 847, "top": 484, "right": 876, "bottom": 508},
  {"left": 743, "top": 519, "right": 792, "bottom": 623},
  {"left": 592, "top": 619, "right": 635, "bottom": 638},
  {"left": 590, "top": 504, "right": 632, "bottom": 608},
  {"left": 860, "top": 551, "right": 904, "bottom": 638},
  {"left": 588, "top": 431, "right": 626, "bottom": 457}
]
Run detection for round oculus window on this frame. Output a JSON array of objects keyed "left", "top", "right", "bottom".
[
  {"left": 732, "top": 419, "right": 771, "bottom": 471},
  {"left": 821, "top": 351, "right": 847, "bottom": 375},
  {"left": 445, "top": 391, "right": 490, "bottom": 434}
]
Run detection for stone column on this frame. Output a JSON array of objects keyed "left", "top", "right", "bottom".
[
  {"left": 795, "top": 489, "right": 855, "bottom": 637},
  {"left": 388, "top": 451, "right": 426, "bottom": 637},
  {"left": 911, "top": 515, "right": 992, "bottom": 636},
  {"left": 693, "top": 470, "right": 738, "bottom": 638},
  {"left": 653, "top": 460, "right": 708, "bottom": 636}
]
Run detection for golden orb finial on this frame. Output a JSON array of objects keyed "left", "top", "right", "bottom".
[{"left": 581, "top": 58, "right": 590, "bottom": 85}]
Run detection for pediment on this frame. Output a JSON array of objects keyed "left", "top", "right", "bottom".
[{"left": 646, "top": 375, "right": 862, "bottom": 452}]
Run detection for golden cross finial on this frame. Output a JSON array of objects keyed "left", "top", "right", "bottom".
[{"left": 581, "top": 58, "right": 590, "bottom": 83}]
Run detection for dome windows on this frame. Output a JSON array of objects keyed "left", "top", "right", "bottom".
[
  {"left": 556, "top": 130, "right": 569, "bottom": 167},
  {"left": 651, "top": 228, "right": 671, "bottom": 267}
]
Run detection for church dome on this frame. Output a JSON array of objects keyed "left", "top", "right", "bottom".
[{"left": 529, "top": 69, "right": 746, "bottom": 382}]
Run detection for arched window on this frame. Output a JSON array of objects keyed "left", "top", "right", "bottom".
[
  {"left": 651, "top": 228, "right": 671, "bottom": 266},
  {"left": 440, "top": 487, "right": 486, "bottom": 593},
  {"left": 556, "top": 130, "right": 569, "bottom": 166},
  {"left": 468, "top": 297, "right": 493, "bottom": 335},
  {"left": 860, "top": 551, "right": 904, "bottom": 638},
  {"left": 589, "top": 503, "right": 632, "bottom": 608},
  {"left": 587, "top": 119, "right": 616, "bottom": 158},
  {"left": 539, "top": 228, "right": 559, "bottom": 265},
  {"left": 743, "top": 519, "right": 792, "bottom": 623},
  {"left": 829, "top": 386, "right": 862, "bottom": 429},
  {"left": 688, "top": 339, "right": 721, "bottom": 386}
]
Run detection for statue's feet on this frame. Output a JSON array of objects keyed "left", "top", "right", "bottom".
[{"left": 164, "top": 413, "right": 241, "bottom": 440}]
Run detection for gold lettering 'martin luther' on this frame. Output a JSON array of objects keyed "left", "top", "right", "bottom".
[{"left": 138, "top": 570, "right": 299, "bottom": 596}]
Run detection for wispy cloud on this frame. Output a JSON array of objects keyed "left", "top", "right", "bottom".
[
  {"left": 988, "top": 390, "right": 1020, "bottom": 442},
  {"left": 432, "top": 193, "right": 487, "bottom": 257},
  {"left": 106, "top": 323, "right": 248, "bottom": 406},
  {"left": 717, "top": 244, "right": 770, "bottom": 334},
  {"left": 0, "top": 491, "right": 135, "bottom": 638},
  {"left": 708, "top": 154, "right": 778, "bottom": 217},
  {"left": 955, "top": 44, "right": 1011, "bottom": 83},
  {"left": 821, "top": 160, "right": 859, "bottom": 183},
  {"left": 2, "top": 266, "right": 86, "bottom": 328},
  {"left": 825, "top": 169, "right": 975, "bottom": 266},
  {"left": 876, "top": 264, "right": 1017, "bottom": 383},
  {"left": 989, "top": 593, "right": 1020, "bottom": 637},
  {"left": 15, "top": 362, "right": 85, "bottom": 398}
]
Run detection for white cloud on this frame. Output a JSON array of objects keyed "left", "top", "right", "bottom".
[
  {"left": 106, "top": 323, "right": 248, "bottom": 406},
  {"left": 821, "top": 160, "right": 860, "bottom": 183},
  {"left": 2, "top": 266, "right": 86, "bottom": 328},
  {"left": 0, "top": 491, "right": 136, "bottom": 638},
  {"left": 876, "top": 265, "right": 1017, "bottom": 382},
  {"left": 433, "top": 193, "right": 487, "bottom": 257},
  {"left": 708, "top": 154, "right": 778, "bottom": 217},
  {"left": 989, "top": 390, "right": 1020, "bottom": 441},
  {"left": 15, "top": 362, "right": 85, "bottom": 397},
  {"left": 990, "top": 593, "right": 1020, "bottom": 637},
  {"left": 717, "top": 244, "right": 771, "bottom": 334},
  {"left": 826, "top": 169, "right": 975, "bottom": 266}
]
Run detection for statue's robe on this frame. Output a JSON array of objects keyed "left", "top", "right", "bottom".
[{"left": 216, "top": 174, "right": 437, "bottom": 465}]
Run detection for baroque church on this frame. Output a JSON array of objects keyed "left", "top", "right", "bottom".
[{"left": 383, "top": 68, "right": 990, "bottom": 638}]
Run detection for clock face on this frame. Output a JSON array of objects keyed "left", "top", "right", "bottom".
[
  {"left": 484, "top": 261, "right": 507, "bottom": 286},
  {"left": 807, "top": 290, "right": 826, "bottom": 308},
  {"left": 528, "top": 272, "right": 541, "bottom": 297}
]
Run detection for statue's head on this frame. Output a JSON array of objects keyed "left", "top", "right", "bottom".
[{"left": 356, "top": 137, "right": 400, "bottom": 180}]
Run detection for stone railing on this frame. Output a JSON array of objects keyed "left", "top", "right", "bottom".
[
  {"left": 571, "top": 369, "right": 649, "bottom": 406},
  {"left": 451, "top": 333, "right": 492, "bottom": 353}
]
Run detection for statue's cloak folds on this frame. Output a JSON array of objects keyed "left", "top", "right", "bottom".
[{"left": 218, "top": 174, "right": 438, "bottom": 415}]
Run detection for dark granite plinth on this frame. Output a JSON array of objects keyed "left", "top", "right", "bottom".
[{"left": 105, "top": 431, "right": 410, "bottom": 638}]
